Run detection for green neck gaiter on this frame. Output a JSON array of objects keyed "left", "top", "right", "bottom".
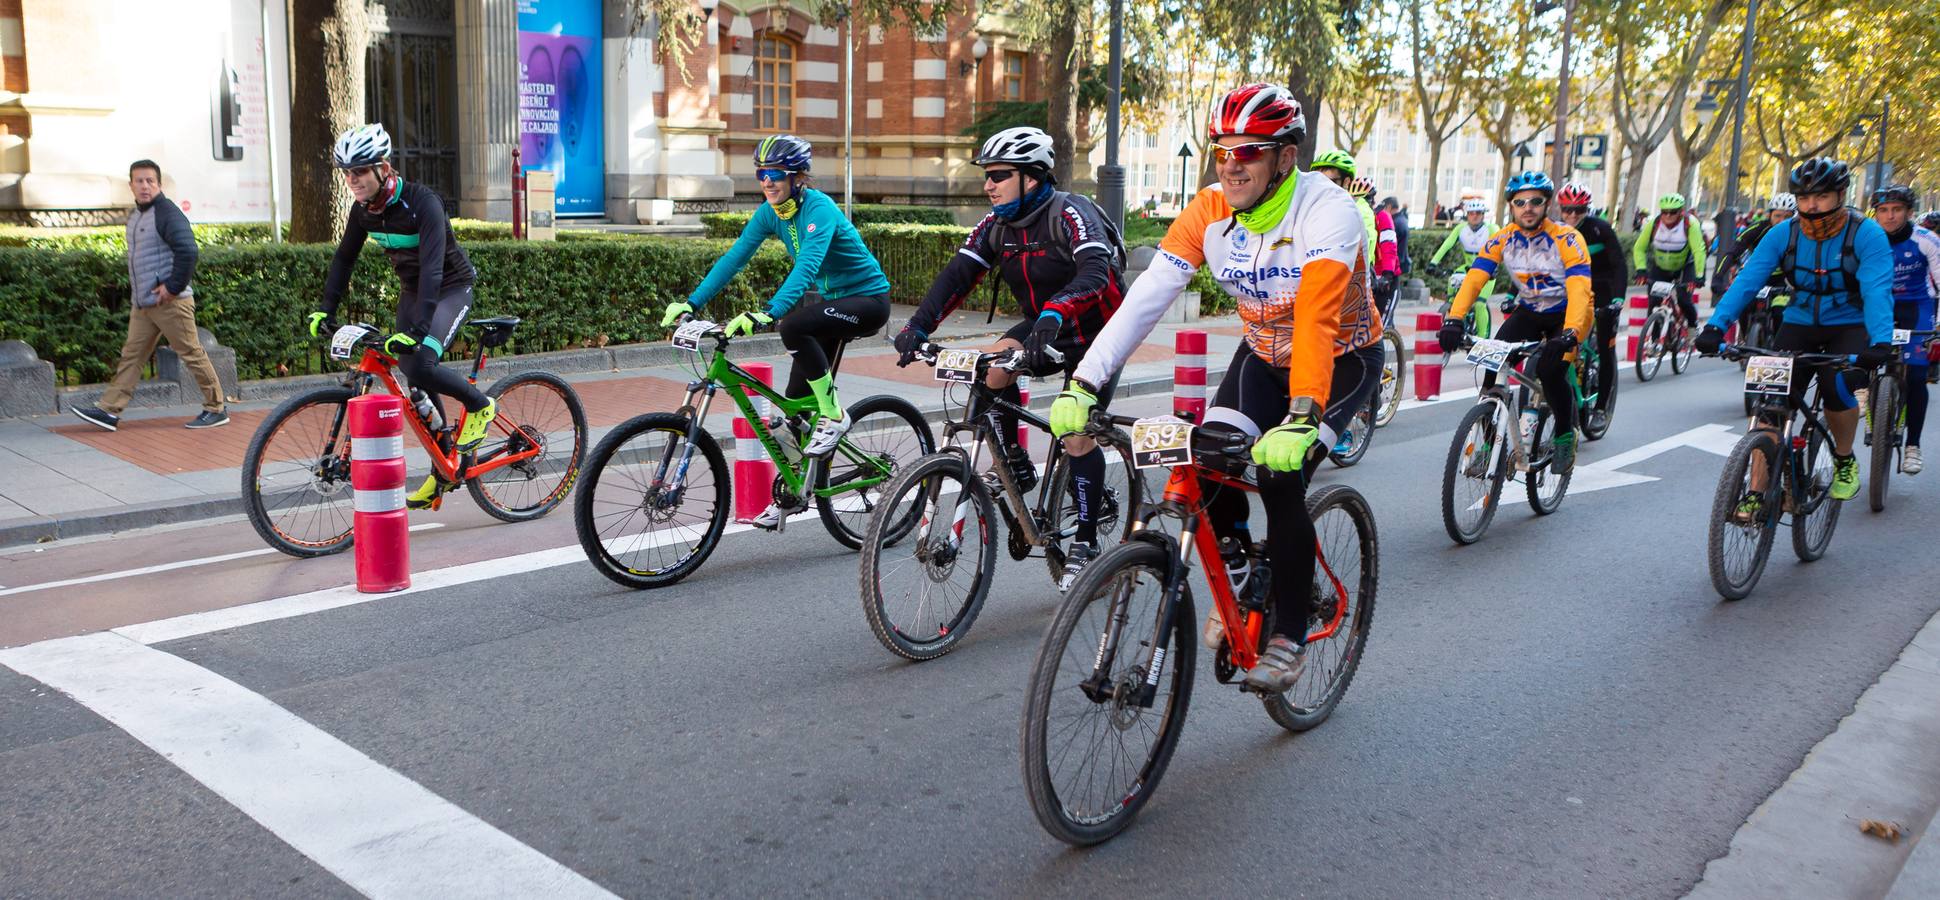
[{"left": 1234, "top": 170, "right": 1298, "bottom": 234}]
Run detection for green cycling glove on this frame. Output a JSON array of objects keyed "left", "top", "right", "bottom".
[
  {"left": 1048, "top": 381, "right": 1098, "bottom": 438},
  {"left": 383, "top": 332, "right": 419, "bottom": 357},
  {"left": 1252, "top": 418, "right": 1321, "bottom": 473},
  {"left": 661, "top": 301, "right": 695, "bottom": 328},
  {"left": 724, "top": 310, "right": 775, "bottom": 338},
  {"left": 306, "top": 311, "right": 331, "bottom": 338}
]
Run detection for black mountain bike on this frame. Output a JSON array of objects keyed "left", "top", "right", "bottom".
[{"left": 857, "top": 344, "right": 1144, "bottom": 661}]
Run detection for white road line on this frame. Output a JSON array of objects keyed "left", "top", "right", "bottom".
[
  {"left": 0, "top": 523, "right": 446, "bottom": 600},
  {"left": 1397, "top": 386, "right": 1482, "bottom": 412},
  {"left": 0, "top": 633, "right": 616, "bottom": 899}
]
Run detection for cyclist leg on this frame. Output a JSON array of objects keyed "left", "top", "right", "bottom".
[
  {"left": 1196, "top": 343, "right": 1283, "bottom": 648},
  {"left": 779, "top": 294, "right": 889, "bottom": 454},
  {"left": 1677, "top": 260, "right": 1701, "bottom": 327},
  {"left": 1897, "top": 301, "right": 1931, "bottom": 469},
  {"left": 1776, "top": 323, "right": 1867, "bottom": 496},
  {"left": 1594, "top": 299, "right": 1620, "bottom": 411},
  {"left": 396, "top": 285, "right": 489, "bottom": 414},
  {"left": 1052, "top": 342, "right": 1120, "bottom": 589},
  {"left": 1526, "top": 309, "right": 1575, "bottom": 435},
  {"left": 1485, "top": 305, "right": 1547, "bottom": 393}
]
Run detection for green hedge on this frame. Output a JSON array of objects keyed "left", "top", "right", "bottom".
[
  {"left": 0, "top": 218, "right": 566, "bottom": 251},
  {"left": 700, "top": 204, "right": 956, "bottom": 238}
]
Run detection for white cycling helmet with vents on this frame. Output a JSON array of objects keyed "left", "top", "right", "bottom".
[
  {"left": 333, "top": 124, "right": 392, "bottom": 169},
  {"left": 974, "top": 127, "right": 1057, "bottom": 177}
]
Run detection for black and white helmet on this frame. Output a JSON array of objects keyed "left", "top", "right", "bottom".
[
  {"left": 333, "top": 124, "right": 392, "bottom": 169},
  {"left": 975, "top": 127, "right": 1056, "bottom": 179}
]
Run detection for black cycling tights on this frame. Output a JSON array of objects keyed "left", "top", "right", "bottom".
[
  {"left": 396, "top": 288, "right": 488, "bottom": 415},
  {"left": 1489, "top": 308, "right": 1577, "bottom": 433},
  {"left": 776, "top": 294, "right": 890, "bottom": 398}
]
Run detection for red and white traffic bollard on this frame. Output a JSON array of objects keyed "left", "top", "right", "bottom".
[
  {"left": 1626, "top": 293, "right": 1649, "bottom": 361},
  {"left": 1414, "top": 312, "right": 1444, "bottom": 400},
  {"left": 734, "top": 362, "right": 779, "bottom": 524},
  {"left": 1174, "top": 330, "right": 1207, "bottom": 422},
  {"left": 349, "top": 394, "right": 410, "bottom": 593},
  {"left": 1016, "top": 375, "right": 1030, "bottom": 453}
]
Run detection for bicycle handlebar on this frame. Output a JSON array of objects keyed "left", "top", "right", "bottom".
[{"left": 1094, "top": 410, "right": 1256, "bottom": 460}]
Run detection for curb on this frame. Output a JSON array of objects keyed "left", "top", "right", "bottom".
[{"left": 0, "top": 364, "right": 1225, "bottom": 551}]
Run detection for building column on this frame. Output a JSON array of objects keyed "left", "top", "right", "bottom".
[{"left": 455, "top": 0, "right": 516, "bottom": 221}]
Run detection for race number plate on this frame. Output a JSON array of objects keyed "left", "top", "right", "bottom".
[
  {"left": 1744, "top": 355, "right": 1793, "bottom": 396},
  {"left": 671, "top": 319, "right": 714, "bottom": 352},
  {"left": 933, "top": 349, "right": 980, "bottom": 383},
  {"left": 1894, "top": 329, "right": 1913, "bottom": 345},
  {"left": 1130, "top": 415, "right": 1193, "bottom": 469},
  {"left": 1467, "top": 338, "right": 1514, "bottom": 373},
  {"left": 329, "top": 325, "right": 365, "bottom": 360}
]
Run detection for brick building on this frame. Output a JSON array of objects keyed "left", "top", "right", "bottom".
[{"left": 0, "top": 0, "right": 1063, "bottom": 229}]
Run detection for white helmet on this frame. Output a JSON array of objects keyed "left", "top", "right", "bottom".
[
  {"left": 1769, "top": 192, "right": 1797, "bottom": 211},
  {"left": 1462, "top": 197, "right": 1488, "bottom": 214},
  {"left": 974, "top": 127, "right": 1056, "bottom": 178},
  {"left": 333, "top": 124, "right": 392, "bottom": 169}
]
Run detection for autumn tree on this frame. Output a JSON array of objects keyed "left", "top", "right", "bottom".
[
  {"left": 1404, "top": 0, "right": 1491, "bottom": 217},
  {"left": 288, "top": 0, "right": 369, "bottom": 242},
  {"left": 1587, "top": 0, "right": 1734, "bottom": 220}
]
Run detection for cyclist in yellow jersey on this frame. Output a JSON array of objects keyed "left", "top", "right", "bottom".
[{"left": 1438, "top": 171, "right": 1595, "bottom": 474}]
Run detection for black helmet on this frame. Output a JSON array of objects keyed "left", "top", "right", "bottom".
[
  {"left": 1788, "top": 157, "right": 1850, "bottom": 195},
  {"left": 1872, "top": 184, "right": 1917, "bottom": 208},
  {"left": 1922, "top": 211, "right": 1940, "bottom": 230}
]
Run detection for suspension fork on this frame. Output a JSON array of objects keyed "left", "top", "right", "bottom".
[{"left": 654, "top": 381, "right": 719, "bottom": 491}]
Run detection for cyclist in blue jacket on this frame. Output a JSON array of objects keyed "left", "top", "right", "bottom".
[{"left": 1870, "top": 184, "right": 1940, "bottom": 474}]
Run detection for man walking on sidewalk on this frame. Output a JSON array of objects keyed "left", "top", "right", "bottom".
[{"left": 71, "top": 160, "right": 228, "bottom": 431}]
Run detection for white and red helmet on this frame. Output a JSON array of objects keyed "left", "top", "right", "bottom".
[
  {"left": 1557, "top": 182, "right": 1594, "bottom": 207},
  {"left": 1209, "top": 83, "right": 1307, "bottom": 144}
]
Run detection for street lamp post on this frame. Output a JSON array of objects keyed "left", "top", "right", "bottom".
[
  {"left": 969, "top": 36, "right": 988, "bottom": 123},
  {"left": 1536, "top": 0, "right": 1579, "bottom": 191}
]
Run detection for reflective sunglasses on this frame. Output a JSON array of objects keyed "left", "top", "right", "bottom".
[
  {"left": 756, "top": 168, "right": 792, "bottom": 183},
  {"left": 1510, "top": 197, "right": 1548, "bottom": 209},
  {"left": 1209, "top": 141, "right": 1282, "bottom": 165},
  {"left": 1560, "top": 205, "right": 1589, "bottom": 215},
  {"left": 983, "top": 169, "right": 1018, "bottom": 184},
  {"left": 343, "top": 165, "right": 378, "bottom": 180}
]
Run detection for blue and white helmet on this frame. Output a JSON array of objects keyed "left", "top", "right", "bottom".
[
  {"left": 1503, "top": 170, "right": 1556, "bottom": 199},
  {"left": 333, "top": 124, "right": 392, "bottom": 169}
]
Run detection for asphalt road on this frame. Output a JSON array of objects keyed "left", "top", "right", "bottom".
[{"left": 4, "top": 358, "right": 1938, "bottom": 898}]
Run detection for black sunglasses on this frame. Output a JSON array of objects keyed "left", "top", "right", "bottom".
[
  {"left": 984, "top": 169, "right": 1018, "bottom": 184},
  {"left": 1560, "top": 205, "right": 1589, "bottom": 215}
]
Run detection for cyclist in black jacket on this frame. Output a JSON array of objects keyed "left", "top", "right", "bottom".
[
  {"left": 891, "top": 126, "right": 1126, "bottom": 590},
  {"left": 308, "top": 124, "right": 495, "bottom": 509},
  {"left": 1557, "top": 182, "right": 1627, "bottom": 430}
]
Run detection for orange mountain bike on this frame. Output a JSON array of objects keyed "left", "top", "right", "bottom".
[
  {"left": 241, "top": 318, "right": 586, "bottom": 557},
  {"left": 1020, "top": 410, "right": 1377, "bottom": 844}
]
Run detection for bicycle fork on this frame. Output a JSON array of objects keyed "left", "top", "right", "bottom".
[{"left": 650, "top": 382, "right": 721, "bottom": 503}]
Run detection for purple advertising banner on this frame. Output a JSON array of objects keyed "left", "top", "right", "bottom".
[{"left": 517, "top": 0, "right": 603, "bottom": 215}]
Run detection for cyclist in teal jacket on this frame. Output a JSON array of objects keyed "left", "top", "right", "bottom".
[{"left": 663, "top": 135, "right": 892, "bottom": 487}]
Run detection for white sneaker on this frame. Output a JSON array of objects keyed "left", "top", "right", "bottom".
[
  {"left": 1906, "top": 445, "right": 1924, "bottom": 475},
  {"left": 803, "top": 411, "right": 850, "bottom": 456},
  {"left": 751, "top": 502, "right": 787, "bottom": 531}
]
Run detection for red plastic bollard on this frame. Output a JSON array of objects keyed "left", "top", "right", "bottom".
[
  {"left": 349, "top": 394, "right": 410, "bottom": 593},
  {"left": 734, "top": 362, "right": 779, "bottom": 523},
  {"left": 1413, "top": 312, "right": 1444, "bottom": 400},
  {"left": 1017, "top": 376, "right": 1030, "bottom": 453},
  {"left": 1174, "top": 330, "right": 1208, "bottom": 422}
]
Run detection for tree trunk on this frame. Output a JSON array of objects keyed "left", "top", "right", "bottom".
[
  {"left": 1495, "top": 147, "right": 1515, "bottom": 215},
  {"left": 1285, "top": 67, "right": 1322, "bottom": 167},
  {"left": 289, "top": 0, "right": 369, "bottom": 243},
  {"left": 1619, "top": 149, "right": 1651, "bottom": 230},
  {"left": 1424, "top": 138, "right": 1444, "bottom": 225},
  {"left": 1043, "top": 0, "right": 1081, "bottom": 187}
]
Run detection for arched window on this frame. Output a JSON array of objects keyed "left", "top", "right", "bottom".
[{"left": 754, "top": 34, "right": 797, "bottom": 130}]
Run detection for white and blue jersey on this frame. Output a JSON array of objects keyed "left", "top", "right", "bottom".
[{"left": 1889, "top": 225, "right": 1940, "bottom": 365}]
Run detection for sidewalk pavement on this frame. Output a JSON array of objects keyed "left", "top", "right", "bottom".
[{"left": 3, "top": 304, "right": 1441, "bottom": 549}]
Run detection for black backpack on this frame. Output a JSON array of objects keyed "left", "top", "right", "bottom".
[{"left": 1780, "top": 208, "right": 1864, "bottom": 304}]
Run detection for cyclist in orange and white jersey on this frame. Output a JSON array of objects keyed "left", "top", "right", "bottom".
[
  {"left": 1049, "top": 83, "right": 1383, "bottom": 693},
  {"left": 1438, "top": 170, "right": 1595, "bottom": 473}
]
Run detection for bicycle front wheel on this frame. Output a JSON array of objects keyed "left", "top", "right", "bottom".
[
  {"left": 1708, "top": 430, "right": 1780, "bottom": 600},
  {"left": 1635, "top": 310, "right": 1668, "bottom": 382},
  {"left": 1263, "top": 484, "right": 1377, "bottom": 732},
  {"left": 816, "top": 395, "right": 935, "bottom": 550},
  {"left": 1671, "top": 322, "right": 1697, "bottom": 373},
  {"left": 466, "top": 371, "right": 587, "bottom": 522},
  {"left": 1021, "top": 540, "right": 1195, "bottom": 846},
  {"left": 858, "top": 453, "right": 996, "bottom": 661},
  {"left": 1868, "top": 375, "right": 1898, "bottom": 513},
  {"left": 1442, "top": 401, "right": 1508, "bottom": 544},
  {"left": 1791, "top": 421, "right": 1842, "bottom": 561},
  {"left": 242, "top": 386, "right": 357, "bottom": 557},
  {"left": 1374, "top": 328, "right": 1405, "bottom": 427},
  {"left": 1525, "top": 408, "right": 1570, "bottom": 515},
  {"left": 573, "top": 412, "right": 729, "bottom": 589}
]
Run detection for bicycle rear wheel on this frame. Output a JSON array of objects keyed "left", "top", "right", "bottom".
[
  {"left": 573, "top": 412, "right": 729, "bottom": 589},
  {"left": 816, "top": 395, "right": 935, "bottom": 550},
  {"left": 1868, "top": 375, "right": 1898, "bottom": 513},
  {"left": 1021, "top": 540, "right": 1195, "bottom": 846},
  {"left": 1328, "top": 399, "right": 1376, "bottom": 467},
  {"left": 858, "top": 452, "right": 996, "bottom": 661},
  {"left": 1374, "top": 328, "right": 1405, "bottom": 427},
  {"left": 1525, "top": 408, "right": 1571, "bottom": 515},
  {"left": 466, "top": 371, "right": 587, "bottom": 522},
  {"left": 1671, "top": 322, "right": 1697, "bottom": 373},
  {"left": 1262, "top": 484, "right": 1376, "bottom": 732},
  {"left": 1581, "top": 353, "right": 1615, "bottom": 441},
  {"left": 1708, "top": 431, "right": 1780, "bottom": 600},
  {"left": 1635, "top": 310, "right": 1668, "bottom": 382},
  {"left": 1791, "top": 422, "right": 1842, "bottom": 561},
  {"left": 242, "top": 386, "right": 357, "bottom": 557},
  {"left": 1441, "top": 401, "right": 1508, "bottom": 544}
]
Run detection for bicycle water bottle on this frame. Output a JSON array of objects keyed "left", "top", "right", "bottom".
[
  {"left": 1218, "top": 537, "right": 1251, "bottom": 597},
  {"left": 410, "top": 388, "right": 443, "bottom": 430}
]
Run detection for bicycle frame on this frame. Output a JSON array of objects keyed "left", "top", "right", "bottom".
[
  {"left": 343, "top": 343, "right": 542, "bottom": 486},
  {"left": 1739, "top": 349, "right": 1853, "bottom": 520},
  {"left": 1463, "top": 341, "right": 1558, "bottom": 477}
]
